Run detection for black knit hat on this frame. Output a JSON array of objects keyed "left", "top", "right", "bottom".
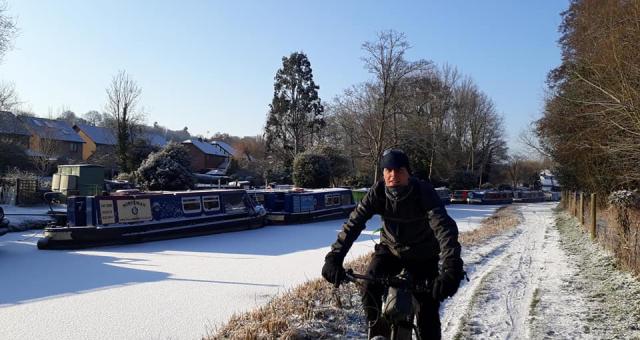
[{"left": 380, "top": 149, "right": 411, "bottom": 173}]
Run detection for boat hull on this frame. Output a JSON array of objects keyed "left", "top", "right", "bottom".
[
  {"left": 265, "top": 207, "right": 353, "bottom": 224},
  {"left": 38, "top": 214, "right": 264, "bottom": 250}
]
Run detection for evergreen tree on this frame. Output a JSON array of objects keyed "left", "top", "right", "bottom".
[
  {"left": 292, "top": 153, "right": 330, "bottom": 188},
  {"left": 264, "top": 52, "right": 325, "bottom": 170},
  {"left": 135, "top": 142, "right": 194, "bottom": 190}
]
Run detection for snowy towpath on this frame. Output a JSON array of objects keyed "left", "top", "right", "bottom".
[
  {"left": 441, "top": 202, "right": 640, "bottom": 339},
  {"left": 0, "top": 204, "right": 499, "bottom": 340}
]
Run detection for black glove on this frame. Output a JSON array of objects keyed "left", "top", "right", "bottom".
[
  {"left": 432, "top": 269, "right": 464, "bottom": 301},
  {"left": 322, "top": 253, "right": 345, "bottom": 287}
]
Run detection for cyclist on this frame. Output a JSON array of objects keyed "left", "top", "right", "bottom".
[{"left": 322, "top": 149, "right": 464, "bottom": 339}]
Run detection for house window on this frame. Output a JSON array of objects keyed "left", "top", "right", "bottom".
[
  {"left": 181, "top": 197, "right": 202, "bottom": 214},
  {"left": 325, "top": 194, "right": 342, "bottom": 207},
  {"left": 70, "top": 143, "right": 79, "bottom": 152},
  {"left": 202, "top": 195, "right": 220, "bottom": 212}
]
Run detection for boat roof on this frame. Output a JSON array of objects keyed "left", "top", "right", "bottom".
[
  {"left": 104, "top": 188, "right": 246, "bottom": 197},
  {"left": 249, "top": 187, "right": 350, "bottom": 194}
]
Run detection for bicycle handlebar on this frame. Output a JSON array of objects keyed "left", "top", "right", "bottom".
[{"left": 343, "top": 269, "right": 431, "bottom": 294}]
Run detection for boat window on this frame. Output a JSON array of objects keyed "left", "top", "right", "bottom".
[
  {"left": 202, "top": 195, "right": 220, "bottom": 212},
  {"left": 341, "top": 193, "right": 352, "bottom": 205},
  {"left": 325, "top": 194, "right": 341, "bottom": 207},
  {"left": 182, "top": 197, "right": 202, "bottom": 214},
  {"left": 225, "top": 193, "right": 248, "bottom": 213}
]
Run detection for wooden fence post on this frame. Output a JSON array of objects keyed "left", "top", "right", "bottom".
[
  {"left": 590, "top": 193, "right": 597, "bottom": 239},
  {"left": 579, "top": 192, "right": 585, "bottom": 225}
]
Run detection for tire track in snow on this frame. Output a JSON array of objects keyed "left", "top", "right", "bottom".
[{"left": 441, "top": 203, "right": 559, "bottom": 339}]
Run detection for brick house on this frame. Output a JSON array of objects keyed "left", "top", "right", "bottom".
[
  {"left": 19, "top": 116, "right": 84, "bottom": 162},
  {"left": 182, "top": 138, "right": 227, "bottom": 173},
  {"left": 72, "top": 123, "right": 117, "bottom": 161},
  {"left": 0, "top": 111, "right": 30, "bottom": 148}
]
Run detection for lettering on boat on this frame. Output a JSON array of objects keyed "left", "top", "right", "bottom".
[
  {"left": 99, "top": 200, "right": 115, "bottom": 224},
  {"left": 116, "top": 199, "right": 152, "bottom": 222}
]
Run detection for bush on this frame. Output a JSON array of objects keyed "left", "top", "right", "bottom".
[
  {"left": 292, "top": 153, "right": 330, "bottom": 188},
  {"left": 480, "top": 182, "right": 494, "bottom": 189},
  {"left": 310, "top": 145, "right": 351, "bottom": 186},
  {"left": 450, "top": 170, "right": 477, "bottom": 190},
  {"left": 0, "top": 141, "right": 31, "bottom": 175},
  {"left": 135, "top": 143, "right": 194, "bottom": 190},
  {"left": 343, "top": 174, "right": 373, "bottom": 188}
]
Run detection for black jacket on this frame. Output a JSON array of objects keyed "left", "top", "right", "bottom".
[{"left": 328, "top": 177, "right": 462, "bottom": 271}]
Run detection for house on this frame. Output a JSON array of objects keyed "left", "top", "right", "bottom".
[
  {"left": 182, "top": 138, "right": 227, "bottom": 172},
  {"left": 72, "top": 123, "right": 117, "bottom": 161},
  {"left": 211, "top": 140, "right": 236, "bottom": 158},
  {"left": 540, "top": 170, "right": 561, "bottom": 192},
  {"left": 0, "top": 111, "right": 30, "bottom": 148},
  {"left": 19, "top": 116, "right": 84, "bottom": 161}
]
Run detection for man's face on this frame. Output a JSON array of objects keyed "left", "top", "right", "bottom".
[{"left": 383, "top": 167, "right": 410, "bottom": 187}]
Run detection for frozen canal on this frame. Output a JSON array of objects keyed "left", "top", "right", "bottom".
[{"left": 0, "top": 204, "right": 498, "bottom": 340}]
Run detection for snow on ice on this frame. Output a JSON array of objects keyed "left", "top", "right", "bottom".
[{"left": 6, "top": 203, "right": 638, "bottom": 339}]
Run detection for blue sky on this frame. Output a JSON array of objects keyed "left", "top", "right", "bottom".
[{"left": 1, "top": 1, "right": 567, "bottom": 151}]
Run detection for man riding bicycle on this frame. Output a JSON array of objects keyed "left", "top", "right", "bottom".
[{"left": 322, "top": 149, "right": 464, "bottom": 339}]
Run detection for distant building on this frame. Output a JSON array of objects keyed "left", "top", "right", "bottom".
[
  {"left": 182, "top": 138, "right": 227, "bottom": 173},
  {"left": 18, "top": 116, "right": 84, "bottom": 161},
  {"left": 540, "top": 170, "right": 561, "bottom": 192},
  {"left": 72, "top": 123, "right": 117, "bottom": 160},
  {"left": 211, "top": 140, "right": 236, "bottom": 157},
  {"left": 0, "top": 111, "right": 30, "bottom": 148}
]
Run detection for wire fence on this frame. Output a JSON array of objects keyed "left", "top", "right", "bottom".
[{"left": 562, "top": 190, "right": 640, "bottom": 276}]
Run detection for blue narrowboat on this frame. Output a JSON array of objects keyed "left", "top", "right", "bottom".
[
  {"left": 37, "top": 189, "right": 266, "bottom": 250},
  {"left": 248, "top": 187, "right": 356, "bottom": 224}
]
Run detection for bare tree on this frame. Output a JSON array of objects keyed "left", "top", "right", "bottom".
[
  {"left": 31, "top": 132, "right": 60, "bottom": 176},
  {"left": 0, "top": 80, "right": 18, "bottom": 110},
  {"left": 361, "top": 30, "right": 431, "bottom": 180},
  {"left": 0, "top": 0, "right": 16, "bottom": 64},
  {"left": 106, "top": 70, "right": 142, "bottom": 172}
]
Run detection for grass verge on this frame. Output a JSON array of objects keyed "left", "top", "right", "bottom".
[{"left": 207, "top": 205, "right": 522, "bottom": 340}]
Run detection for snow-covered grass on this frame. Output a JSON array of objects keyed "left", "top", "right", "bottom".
[
  {"left": 210, "top": 205, "right": 521, "bottom": 339},
  {"left": 540, "top": 213, "right": 640, "bottom": 338},
  {"left": 441, "top": 203, "right": 640, "bottom": 339}
]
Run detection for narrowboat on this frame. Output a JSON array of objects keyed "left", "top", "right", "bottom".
[
  {"left": 248, "top": 187, "right": 356, "bottom": 224},
  {"left": 468, "top": 190, "right": 513, "bottom": 205},
  {"left": 435, "top": 187, "right": 451, "bottom": 205},
  {"left": 450, "top": 190, "right": 472, "bottom": 204},
  {"left": 37, "top": 189, "right": 266, "bottom": 250},
  {"left": 512, "top": 190, "right": 546, "bottom": 203}
]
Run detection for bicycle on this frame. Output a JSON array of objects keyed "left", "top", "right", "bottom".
[{"left": 343, "top": 268, "right": 431, "bottom": 340}]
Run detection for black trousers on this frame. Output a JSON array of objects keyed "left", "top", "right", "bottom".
[{"left": 362, "top": 244, "right": 441, "bottom": 340}]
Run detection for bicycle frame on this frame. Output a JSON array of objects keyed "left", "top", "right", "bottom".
[{"left": 344, "top": 268, "right": 430, "bottom": 340}]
